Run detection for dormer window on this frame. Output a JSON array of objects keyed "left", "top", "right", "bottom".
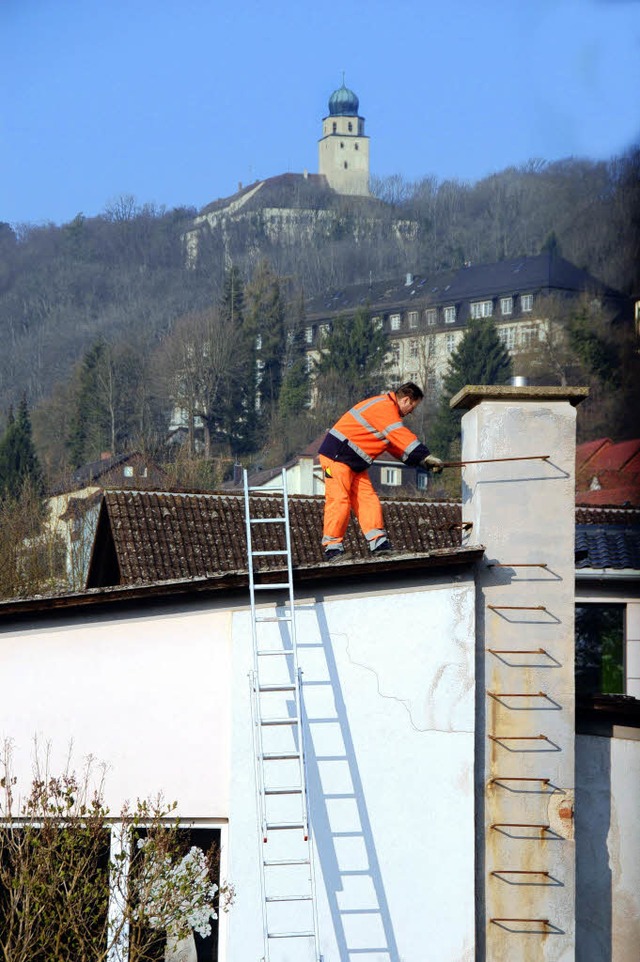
[
  {"left": 501, "top": 297, "right": 513, "bottom": 316},
  {"left": 444, "top": 306, "right": 456, "bottom": 324},
  {"left": 470, "top": 300, "right": 493, "bottom": 319},
  {"left": 521, "top": 294, "right": 533, "bottom": 312}
]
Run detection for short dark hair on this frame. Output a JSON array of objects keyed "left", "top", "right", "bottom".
[{"left": 396, "top": 381, "right": 424, "bottom": 402}]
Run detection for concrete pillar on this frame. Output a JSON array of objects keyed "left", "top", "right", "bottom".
[{"left": 451, "top": 385, "right": 588, "bottom": 962}]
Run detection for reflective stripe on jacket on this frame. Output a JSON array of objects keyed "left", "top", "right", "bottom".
[{"left": 318, "top": 392, "right": 430, "bottom": 473}]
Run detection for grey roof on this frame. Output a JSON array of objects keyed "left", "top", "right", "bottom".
[{"left": 304, "top": 253, "right": 627, "bottom": 320}]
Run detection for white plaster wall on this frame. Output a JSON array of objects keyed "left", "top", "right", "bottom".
[
  {"left": 227, "top": 577, "right": 476, "bottom": 962},
  {"left": 0, "top": 605, "right": 233, "bottom": 815},
  {"left": 576, "top": 733, "right": 640, "bottom": 962}
]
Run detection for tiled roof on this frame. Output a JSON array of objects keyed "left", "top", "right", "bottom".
[
  {"left": 575, "top": 524, "right": 640, "bottom": 570},
  {"left": 88, "top": 491, "right": 467, "bottom": 588},
  {"left": 86, "top": 493, "right": 640, "bottom": 589},
  {"left": 576, "top": 437, "right": 640, "bottom": 506}
]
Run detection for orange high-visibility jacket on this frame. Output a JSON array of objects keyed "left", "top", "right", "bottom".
[{"left": 318, "top": 392, "right": 430, "bottom": 473}]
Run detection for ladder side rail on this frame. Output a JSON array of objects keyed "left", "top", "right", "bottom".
[
  {"left": 280, "top": 472, "right": 311, "bottom": 840},
  {"left": 298, "top": 667, "right": 322, "bottom": 955},
  {"left": 249, "top": 672, "right": 271, "bottom": 960}
]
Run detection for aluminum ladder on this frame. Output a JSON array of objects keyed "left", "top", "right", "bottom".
[{"left": 243, "top": 468, "right": 321, "bottom": 962}]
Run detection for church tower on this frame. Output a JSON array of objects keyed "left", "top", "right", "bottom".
[{"left": 318, "top": 81, "right": 370, "bottom": 196}]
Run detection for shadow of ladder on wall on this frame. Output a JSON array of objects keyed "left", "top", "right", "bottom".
[{"left": 243, "top": 469, "right": 322, "bottom": 962}]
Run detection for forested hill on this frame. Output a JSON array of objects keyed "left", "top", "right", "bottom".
[{"left": 0, "top": 149, "right": 638, "bottom": 447}]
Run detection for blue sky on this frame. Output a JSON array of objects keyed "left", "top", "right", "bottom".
[{"left": 2, "top": 0, "right": 639, "bottom": 226}]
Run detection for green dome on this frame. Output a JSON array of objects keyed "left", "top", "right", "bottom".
[{"left": 328, "top": 83, "right": 359, "bottom": 117}]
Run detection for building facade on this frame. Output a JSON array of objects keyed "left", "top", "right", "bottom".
[{"left": 304, "top": 254, "right": 632, "bottom": 399}]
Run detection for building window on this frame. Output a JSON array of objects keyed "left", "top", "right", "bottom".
[
  {"left": 575, "top": 604, "right": 624, "bottom": 695},
  {"left": 372, "top": 316, "right": 382, "bottom": 330},
  {"left": 501, "top": 296, "right": 513, "bottom": 316},
  {"left": 519, "top": 325, "right": 538, "bottom": 349},
  {"left": 417, "top": 471, "right": 429, "bottom": 491},
  {"left": 446, "top": 333, "right": 456, "bottom": 353},
  {"left": 332, "top": 122, "right": 337, "bottom": 133},
  {"left": 340, "top": 141, "right": 344, "bottom": 148},
  {"left": 426, "top": 375, "right": 437, "bottom": 396},
  {"left": 521, "top": 293, "right": 533, "bottom": 312},
  {"left": 426, "top": 309, "right": 437, "bottom": 326},
  {"left": 348, "top": 121, "right": 353, "bottom": 132},
  {"left": 305, "top": 326, "right": 314, "bottom": 344},
  {"left": 444, "top": 306, "right": 456, "bottom": 324},
  {"left": 123, "top": 465, "right": 134, "bottom": 478},
  {"left": 344, "top": 162, "right": 348, "bottom": 169},
  {"left": 390, "top": 313, "right": 401, "bottom": 331},
  {"left": 408, "top": 311, "right": 419, "bottom": 329},
  {"left": 428, "top": 335, "right": 436, "bottom": 353},
  {"left": 354, "top": 143, "right": 359, "bottom": 150},
  {"left": 409, "top": 339, "right": 418, "bottom": 358},
  {"left": 319, "top": 323, "right": 331, "bottom": 340},
  {"left": 255, "top": 334, "right": 262, "bottom": 351},
  {"left": 499, "top": 326, "right": 517, "bottom": 351},
  {"left": 389, "top": 343, "right": 400, "bottom": 366},
  {"left": 381, "top": 467, "right": 401, "bottom": 486},
  {"left": 470, "top": 300, "right": 493, "bottom": 319}
]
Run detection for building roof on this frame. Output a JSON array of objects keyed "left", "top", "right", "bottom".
[
  {"left": 328, "top": 83, "right": 360, "bottom": 117},
  {"left": 85, "top": 491, "right": 640, "bottom": 591},
  {"left": 50, "top": 452, "right": 168, "bottom": 496},
  {"left": 304, "top": 253, "right": 628, "bottom": 321},
  {"left": 86, "top": 490, "right": 472, "bottom": 589},
  {"left": 576, "top": 438, "right": 640, "bottom": 507}
]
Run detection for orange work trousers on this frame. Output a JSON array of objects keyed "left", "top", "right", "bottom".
[{"left": 319, "top": 455, "right": 387, "bottom": 551}]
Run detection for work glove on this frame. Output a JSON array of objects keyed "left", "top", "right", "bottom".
[{"left": 421, "top": 454, "right": 444, "bottom": 474}]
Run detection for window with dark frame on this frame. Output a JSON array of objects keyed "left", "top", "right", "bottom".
[{"left": 575, "top": 603, "right": 625, "bottom": 695}]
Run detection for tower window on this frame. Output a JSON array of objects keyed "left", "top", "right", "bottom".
[
  {"left": 344, "top": 162, "right": 348, "bottom": 169},
  {"left": 354, "top": 143, "right": 359, "bottom": 151},
  {"left": 340, "top": 142, "right": 344, "bottom": 148},
  {"left": 348, "top": 121, "right": 353, "bottom": 132},
  {"left": 332, "top": 122, "right": 337, "bottom": 133}
]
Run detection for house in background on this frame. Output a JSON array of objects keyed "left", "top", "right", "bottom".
[
  {"left": 304, "top": 253, "right": 633, "bottom": 400},
  {"left": 46, "top": 451, "right": 169, "bottom": 586},
  {"left": 2, "top": 387, "right": 639, "bottom": 961},
  {"left": 224, "top": 434, "right": 436, "bottom": 498}
]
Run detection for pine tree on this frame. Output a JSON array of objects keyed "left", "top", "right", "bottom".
[
  {"left": 431, "top": 318, "right": 512, "bottom": 455},
  {"left": 66, "top": 338, "right": 113, "bottom": 467},
  {"left": 314, "top": 307, "right": 391, "bottom": 420},
  {"left": 0, "top": 396, "right": 44, "bottom": 501},
  {"left": 244, "top": 261, "right": 286, "bottom": 418},
  {"left": 279, "top": 291, "right": 310, "bottom": 417}
]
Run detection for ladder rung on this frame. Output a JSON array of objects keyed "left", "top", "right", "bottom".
[
  {"left": 250, "top": 517, "right": 285, "bottom": 524},
  {"left": 266, "top": 895, "right": 312, "bottom": 902},
  {"left": 266, "top": 821, "right": 305, "bottom": 831},
  {"left": 265, "top": 786, "right": 302, "bottom": 795},
  {"left": 255, "top": 616, "right": 292, "bottom": 623},
  {"left": 262, "top": 751, "right": 301, "bottom": 760},
  {"left": 261, "top": 717, "right": 298, "bottom": 727},
  {"left": 259, "top": 683, "right": 296, "bottom": 692},
  {"left": 268, "top": 931, "right": 315, "bottom": 939},
  {"left": 252, "top": 549, "right": 288, "bottom": 556},
  {"left": 249, "top": 485, "right": 284, "bottom": 493},
  {"left": 264, "top": 858, "right": 311, "bottom": 866},
  {"left": 254, "top": 583, "right": 291, "bottom": 590},
  {"left": 257, "top": 649, "right": 295, "bottom": 656}
]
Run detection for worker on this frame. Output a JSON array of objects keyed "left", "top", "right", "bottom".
[{"left": 318, "top": 382, "right": 443, "bottom": 560}]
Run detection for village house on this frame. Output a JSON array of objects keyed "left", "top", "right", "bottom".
[{"left": 1, "top": 386, "right": 639, "bottom": 961}]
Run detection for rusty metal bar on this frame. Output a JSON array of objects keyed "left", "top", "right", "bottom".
[
  {"left": 487, "top": 604, "right": 547, "bottom": 611},
  {"left": 489, "top": 736, "right": 548, "bottom": 741},
  {"left": 441, "top": 455, "right": 550, "bottom": 468},
  {"left": 488, "top": 691, "right": 546, "bottom": 697},
  {"left": 490, "top": 777, "right": 550, "bottom": 784},
  {"left": 491, "top": 917, "right": 551, "bottom": 924},
  {"left": 491, "top": 823, "right": 551, "bottom": 831},
  {"left": 487, "top": 563, "right": 548, "bottom": 568},
  {"left": 487, "top": 648, "right": 548, "bottom": 655}
]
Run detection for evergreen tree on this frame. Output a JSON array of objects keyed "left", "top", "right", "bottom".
[
  {"left": 314, "top": 307, "right": 390, "bottom": 420},
  {"left": 279, "top": 291, "right": 310, "bottom": 417},
  {"left": 220, "top": 264, "right": 245, "bottom": 327},
  {"left": 66, "top": 338, "right": 113, "bottom": 467},
  {"left": 431, "top": 318, "right": 512, "bottom": 455},
  {"left": 244, "top": 260, "right": 286, "bottom": 418},
  {"left": 0, "top": 396, "right": 44, "bottom": 500},
  {"left": 217, "top": 265, "right": 257, "bottom": 453}
]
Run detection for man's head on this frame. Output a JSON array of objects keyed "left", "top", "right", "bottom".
[{"left": 395, "top": 381, "right": 424, "bottom": 416}]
